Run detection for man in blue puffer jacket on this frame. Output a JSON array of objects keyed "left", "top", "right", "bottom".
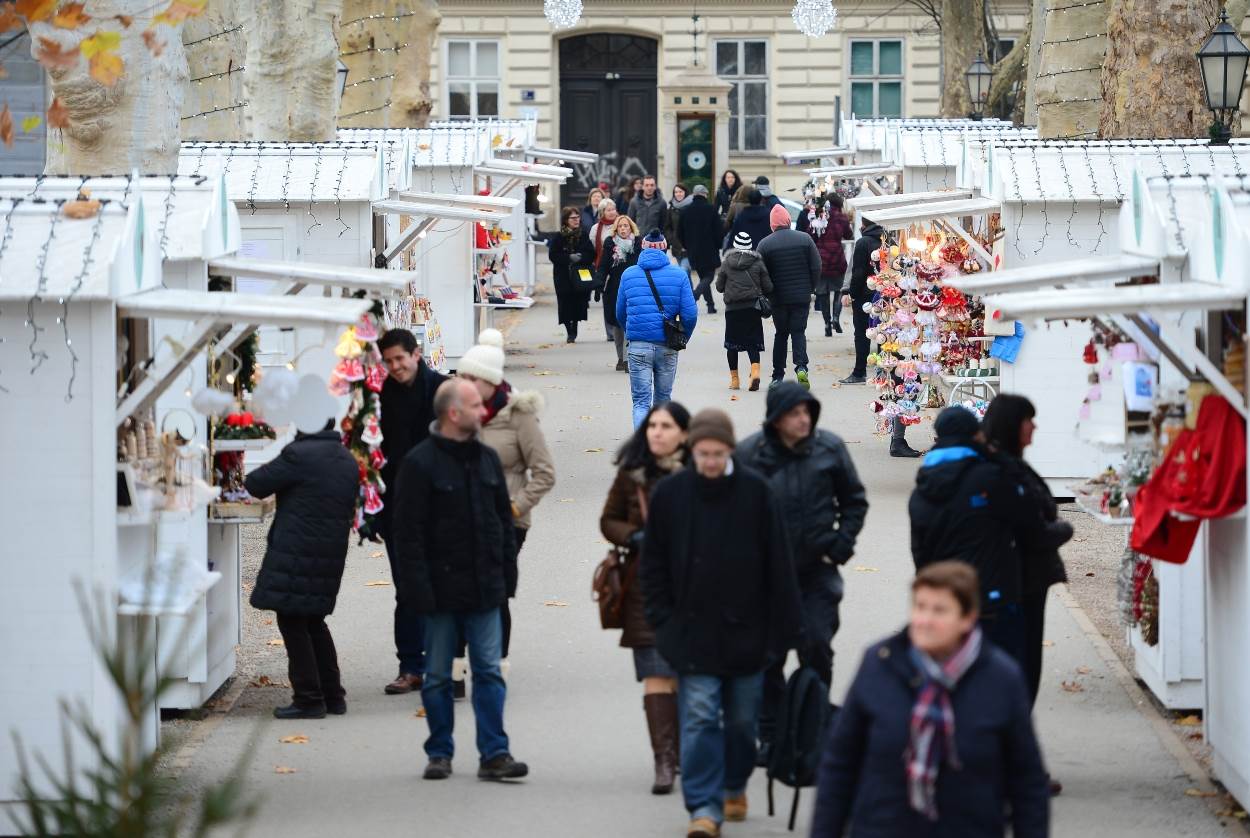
[{"left": 617, "top": 229, "right": 699, "bottom": 427}]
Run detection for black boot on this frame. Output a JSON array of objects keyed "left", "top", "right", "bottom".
[
  {"left": 643, "top": 693, "right": 678, "bottom": 795},
  {"left": 274, "top": 703, "right": 326, "bottom": 720}
]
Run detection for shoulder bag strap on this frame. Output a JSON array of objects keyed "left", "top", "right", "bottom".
[
  {"left": 643, "top": 268, "right": 667, "bottom": 317},
  {"left": 636, "top": 484, "right": 649, "bottom": 522}
]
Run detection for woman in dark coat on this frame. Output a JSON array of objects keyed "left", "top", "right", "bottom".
[
  {"left": 809, "top": 195, "right": 855, "bottom": 336},
  {"left": 244, "top": 424, "right": 360, "bottom": 719},
  {"left": 548, "top": 205, "right": 595, "bottom": 343},
  {"left": 600, "top": 401, "right": 691, "bottom": 795},
  {"left": 981, "top": 395, "right": 1074, "bottom": 709},
  {"left": 811, "top": 561, "right": 1050, "bottom": 838},
  {"left": 678, "top": 185, "right": 724, "bottom": 316},
  {"left": 596, "top": 214, "right": 641, "bottom": 371},
  {"left": 715, "top": 169, "right": 742, "bottom": 218}
]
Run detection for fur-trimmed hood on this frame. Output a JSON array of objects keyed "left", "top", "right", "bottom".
[
  {"left": 498, "top": 389, "right": 544, "bottom": 418},
  {"left": 626, "top": 452, "right": 685, "bottom": 486}
]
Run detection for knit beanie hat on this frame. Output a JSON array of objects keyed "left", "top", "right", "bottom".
[
  {"left": 733, "top": 231, "right": 754, "bottom": 251},
  {"left": 458, "top": 328, "right": 505, "bottom": 385},
  {"left": 688, "top": 408, "right": 736, "bottom": 449},
  {"left": 643, "top": 228, "right": 667, "bottom": 249},
  {"left": 769, "top": 204, "right": 792, "bottom": 230},
  {"left": 933, "top": 405, "right": 981, "bottom": 445},
  {"left": 692, "top": 184, "right": 709, "bottom": 197}
]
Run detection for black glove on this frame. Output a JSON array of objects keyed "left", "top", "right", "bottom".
[
  {"left": 593, "top": 290, "right": 602, "bottom": 302},
  {"left": 569, "top": 253, "right": 583, "bottom": 265}
]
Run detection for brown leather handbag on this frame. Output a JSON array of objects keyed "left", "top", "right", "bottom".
[{"left": 592, "top": 486, "right": 649, "bottom": 630}]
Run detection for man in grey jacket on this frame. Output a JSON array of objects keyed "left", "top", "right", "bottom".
[
  {"left": 628, "top": 175, "right": 668, "bottom": 236},
  {"left": 756, "top": 204, "right": 821, "bottom": 389}
]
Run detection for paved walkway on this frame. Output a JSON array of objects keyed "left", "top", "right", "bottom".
[{"left": 169, "top": 282, "right": 1231, "bottom": 836}]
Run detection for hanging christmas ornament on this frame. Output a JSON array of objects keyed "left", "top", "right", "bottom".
[
  {"left": 544, "top": 0, "right": 582, "bottom": 29},
  {"left": 791, "top": 0, "right": 837, "bottom": 37}
]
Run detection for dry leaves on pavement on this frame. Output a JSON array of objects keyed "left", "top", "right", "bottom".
[
  {"left": 266, "top": 638, "right": 284, "bottom": 646},
  {"left": 274, "top": 765, "right": 298, "bottom": 774},
  {"left": 1076, "top": 666, "right": 1092, "bottom": 675},
  {"left": 1042, "top": 640, "right": 1055, "bottom": 647},
  {"left": 852, "top": 566, "right": 878, "bottom": 573},
  {"left": 279, "top": 735, "right": 309, "bottom": 745},
  {"left": 415, "top": 708, "right": 427, "bottom": 718},
  {"left": 370, "top": 551, "right": 384, "bottom": 559},
  {"left": 1059, "top": 681, "right": 1084, "bottom": 693},
  {"left": 365, "top": 580, "right": 391, "bottom": 587},
  {"left": 1185, "top": 788, "right": 1219, "bottom": 798},
  {"left": 543, "top": 600, "right": 569, "bottom": 607},
  {"left": 1176, "top": 714, "right": 1202, "bottom": 727},
  {"left": 584, "top": 448, "right": 603, "bottom": 453}
]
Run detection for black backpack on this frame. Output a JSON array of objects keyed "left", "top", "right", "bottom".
[{"left": 766, "top": 666, "right": 837, "bottom": 831}]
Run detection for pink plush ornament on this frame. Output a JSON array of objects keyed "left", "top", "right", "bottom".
[
  {"left": 338, "top": 357, "right": 366, "bottom": 382},
  {"left": 327, "top": 371, "right": 351, "bottom": 396},
  {"left": 365, "top": 364, "right": 387, "bottom": 393},
  {"left": 355, "top": 316, "right": 379, "bottom": 343},
  {"left": 363, "top": 484, "right": 384, "bottom": 515}
]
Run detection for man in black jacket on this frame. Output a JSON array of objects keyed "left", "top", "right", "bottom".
[
  {"left": 393, "top": 379, "right": 527, "bottom": 783},
  {"left": 641, "top": 409, "right": 801, "bottom": 835},
  {"left": 841, "top": 219, "right": 882, "bottom": 386},
  {"left": 908, "top": 406, "right": 1050, "bottom": 666},
  {"left": 378, "top": 328, "right": 447, "bottom": 695},
  {"left": 678, "top": 184, "right": 723, "bottom": 314},
  {"left": 737, "top": 383, "right": 868, "bottom": 762},
  {"left": 757, "top": 204, "right": 821, "bottom": 390},
  {"left": 245, "top": 421, "right": 359, "bottom": 720}
]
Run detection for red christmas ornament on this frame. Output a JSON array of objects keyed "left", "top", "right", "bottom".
[{"left": 1083, "top": 340, "right": 1099, "bottom": 365}]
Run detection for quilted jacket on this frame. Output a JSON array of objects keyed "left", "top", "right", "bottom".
[{"left": 616, "top": 247, "right": 699, "bottom": 344}]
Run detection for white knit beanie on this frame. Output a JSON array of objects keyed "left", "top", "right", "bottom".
[
  {"left": 733, "top": 231, "right": 754, "bottom": 251},
  {"left": 458, "top": 328, "right": 505, "bottom": 385}
]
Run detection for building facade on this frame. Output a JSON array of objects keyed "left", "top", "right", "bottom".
[{"left": 432, "top": 0, "right": 1028, "bottom": 204}]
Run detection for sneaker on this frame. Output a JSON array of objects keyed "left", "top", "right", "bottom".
[
  {"left": 724, "top": 793, "right": 748, "bottom": 822},
  {"left": 615, "top": 360, "right": 628, "bottom": 372},
  {"left": 768, "top": 378, "right": 784, "bottom": 390},
  {"left": 839, "top": 374, "right": 866, "bottom": 385},
  {"left": 384, "top": 672, "right": 423, "bottom": 695},
  {"left": 273, "top": 703, "right": 326, "bottom": 720},
  {"left": 478, "top": 753, "right": 529, "bottom": 781},
  {"left": 796, "top": 369, "right": 811, "bottom": 390},
  {"left": 687, "top": 817, "right": 721, "bottom": 838},
  {"left": 423, "top": 757, "right": 453, "bottom": 780}
]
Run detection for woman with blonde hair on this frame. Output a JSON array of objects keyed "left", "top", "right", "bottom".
[{"left": 597, "top": 214, "right": 642, "bottom": 370}]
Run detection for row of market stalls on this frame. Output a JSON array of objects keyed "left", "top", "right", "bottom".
[
  {"left": 784, "top": 118, "right": 1250, "bottom": 810},
  {"left": 0, "top": 119, "right": 594, "bottom": 831}
]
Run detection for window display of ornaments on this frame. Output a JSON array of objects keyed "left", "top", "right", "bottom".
[
  {"left": 543, "top": 0, "right": 582, "bottom": 29},
  {"left": 791, "top": 0, "right": 838, "bottom": 39},
  {"left": 212, "top": 412, "right": 277, "bottom": 440}
]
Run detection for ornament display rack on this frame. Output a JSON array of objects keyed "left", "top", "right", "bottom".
[
  {"left": 984, "top": 164, "right": 1250, "bottom": 810},
  {"left": 0, "top": 193, "right": 370, "bottom": 833}
]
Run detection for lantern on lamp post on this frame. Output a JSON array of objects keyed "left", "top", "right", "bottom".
[
  {"left": 964, "top": 54, "right": 993, "bottom": 121},
  {"left": 1197, "top": 10, "right": 1250, "bottom": 145}
]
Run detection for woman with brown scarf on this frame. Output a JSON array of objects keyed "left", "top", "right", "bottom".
[{"left": 548, "top": 206, "right": 595, "bottom": 343}]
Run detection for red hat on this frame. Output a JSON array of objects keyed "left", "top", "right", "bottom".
[{"left": 769, "top": 204, "right": 791, "bottom": 230}]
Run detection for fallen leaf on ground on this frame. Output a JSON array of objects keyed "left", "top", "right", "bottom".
[
  {"left": 0, "top": 104, "right": 12, "bottom": 149},
  {"left": 279, "top": 735, "right": 309, "bottom": 745},
  {"left": 370, "top": 550, "right": 384, "bottom": 558},
  {"left": 365, "top": 580, "right": 391, "bottom": 587},
  {"left": 1042, "top": 640, "right": 1054, "bottom": 647},
  {"left": 1076, "top": 666, "right": 1092, "bottom": 675},
  {"left": 584, "top": 448, "right": 603, "bottom": 453},
  {"left": 274, "top": 765, "right": 298, "bottom": 774},
  {"left": 579, "top": 415, "right": 593, "bottom": 420},
  {"left": 852, "top": 566, "right": 878, "bottom": 572},
  {"left": 1085, "top": 572, "right": 1096, "bottom": 577},
  {"left": 1189, "top": 732, "right": 1205, "bottom": 741},
  {"left": 1185, "top": 788, "right": 1219, "bottom": 798},
  {"left": 558, "top": 498, "right": 574, "bottom": 503},
  {"left": 415, "top": 708, "right": 427, "bottom": 717},
  {"left": 1176, "top": 714, "right": 1202, "bottom": 727},
  {"left": 730, "top": 394, "right": 740, "bottom": 401},
  {"left": 536, "top": 343, "right": 553, "bottom": 349},
  {"left": 1216, "top": 808, "right": 1248, "bottom": 819},
  {"left": 544, "top": 600, "right": 568, "bottom": 607},
  {"left": 250, "top": 675, "right": 289, "bottom": 688},
  {"left": 267, "top": 638, "right": 284, "bottom": 646},
  {"left": 534, "top": 370, "right": 555, "bottom": 376},
  {"left": 1060, "top": 680, "right": 1084, "bottom": 693},
  {"left": 263, "top": 618, "right": 273, "bottom": 625}
]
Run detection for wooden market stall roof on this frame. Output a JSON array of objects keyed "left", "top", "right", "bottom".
[
  {"left": 806, "top": 163, "right": 901, "bottom": 178},
  {"left": 179, "top": 142, "right": 389, "bottom": 203},
  {"left": 526, "top": 146, "right": 599, "bottom": 165},
  {"left": 859, "top": 196, "right": 1001, "bottom": 227},
  {"left": 949, "top": 254, "right": 1161, "bottom": 296},
  {"left": 473, "top": 163, "right": 570, "bottom": 186},
  {"left": 780, "top": 146, "right": 854, "bottom": 163},
  {"left": 117, "top": 288, "right": 370, "bottom": 329},
  {"left": 0, "top": 173, "right": 237, "bottom": 262},
  {"left": 398, "top": 191, "right": 521, "bottom": 212},
  {"left": 847, "top": 188, "right": 972, "bottom": 212},
  {"left": 986, "top": 282, "right": 1244, "bottom": 321},
  {"left": 207, "top": 257, "right": 415, "bottom": 295}
]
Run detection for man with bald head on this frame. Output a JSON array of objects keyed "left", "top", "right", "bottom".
[{"left": 392, "top": 378, "right": 527, "bottom": 782}]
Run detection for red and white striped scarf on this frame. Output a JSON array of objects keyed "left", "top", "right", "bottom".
[{"left": 904, "top": 627, "right": 983, "bottom": 821}]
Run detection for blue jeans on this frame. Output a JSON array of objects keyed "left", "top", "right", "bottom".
[
  {"left": 421, "top": 608, "right": 509, "bottom": 762},
  {"left": 384, "top": 534, "right": 424, "bottom": 675},
  {"left": 678, "top": 672, "right": 765, "bottom": 824},
  {"left": 627, "top": 340, "right": 679, "bottom": 428}
]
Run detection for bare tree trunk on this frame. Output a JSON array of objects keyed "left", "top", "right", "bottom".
[
  {"left": 1023, "top": 0, "right": 1046, "bottom": 125},
  {"left": 240, "top": 0, "right": 344, "bottom": 141},
  {"left": 181, "top": 0, "right": 247, "bottom": 140},
  {"left": 988, "top": 12, "right": 1030, "bottom": 123},
  {"left": 34, "top": 0, "right": 188, "bottom": 174},
  {"left": 939, "top": 0, "right": 985, "bottom": 117},
  {"left": 1099, "top": 0, "right": 1220, "bottom": 138},
  {"left": 1227, "top": 0, "right": 1250, "bottom": 27},
  {"left": 391, "top": 0, "right": 439, "bottom": 128},
  {"left": 1035, "top": 0, "right": 1107, "bottom": 138}
]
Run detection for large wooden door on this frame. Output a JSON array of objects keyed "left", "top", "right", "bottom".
[{"left": 559, "top": 34, "right": 658, "bottom": 207}]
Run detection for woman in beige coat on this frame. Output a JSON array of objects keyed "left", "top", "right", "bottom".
[{"left": 457, "top": 328, "right": 557, "bottom": 660}]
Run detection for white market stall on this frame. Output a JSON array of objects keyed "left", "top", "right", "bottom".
[
  {"left": 847, "top": 116, "right": 1011, "bottom": 165},
  {"left": 0, "top": 196, "right": 370, "bottom": 833},
  {"left": 893, "top": 126, "right": 1038, "bottom": 193}
]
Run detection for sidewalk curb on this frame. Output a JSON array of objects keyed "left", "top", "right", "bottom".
[
  {"left": 1055, "top": 585, "right": 1249, "bottom": 833},
  {"left": 165, "top": 673, "right": 251, "bottom": 776}
]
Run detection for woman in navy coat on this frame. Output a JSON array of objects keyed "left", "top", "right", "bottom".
[{"left": 810, "top": 561, "right": 1050, "bottom": 838}]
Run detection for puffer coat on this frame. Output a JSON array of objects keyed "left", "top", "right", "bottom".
[
  {"left": 479, "top": 389, "right": 556, "bottom": 531},
  {"left": 599, "top": 454, "right": 685, "bottom": 648},
  {"left": 757, "top": 227, "right": 821, "bottom": 306},
  {"left": 244, "top": 430, "right": 359, "bottom": 616},
  {"left": 616, "top": 248, "right": 699, "bottom": 344},
  {"left": 714, "top": 249, "right": 773, "bottom": 311}
]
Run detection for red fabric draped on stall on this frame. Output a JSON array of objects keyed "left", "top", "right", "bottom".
[{"left": 1131, "top": 395, "right": 1247, "bottom": 564}]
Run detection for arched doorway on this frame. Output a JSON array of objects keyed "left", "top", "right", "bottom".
[{"left": 559, "top": 33, "right": 658, "bottom": 207}]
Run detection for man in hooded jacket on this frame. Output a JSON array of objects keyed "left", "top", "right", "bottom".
[
  {"left": 737, "top": 382, "right": 868, "bottom": 761},
  {"left": 908, "top": 406, "right": 1052, "bottom": 665},
  {"left": 841, "top": 219, "right": 883, "bottom": 386}
]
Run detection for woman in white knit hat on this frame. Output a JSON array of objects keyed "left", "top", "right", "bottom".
[
  {"left": 457, "top": 329, "right": 557, "bottom": 662},
  {"left": 714, "top": 231, "right": 773, "bottom": 391}
]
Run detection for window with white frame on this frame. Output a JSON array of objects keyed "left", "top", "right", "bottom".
[
  {"left": 715, "top": 40, "right": 768, "bottom": 152},
  {"left": 849, "top": 39, "right": 903, "bottom": 118},
  {"left": 445, "top": 40, "right": 500, "bottom": 120}
]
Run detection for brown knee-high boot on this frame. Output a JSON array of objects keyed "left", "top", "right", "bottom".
[{"left": 643, "top": 693, "right": 678, "bottom": 795}]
